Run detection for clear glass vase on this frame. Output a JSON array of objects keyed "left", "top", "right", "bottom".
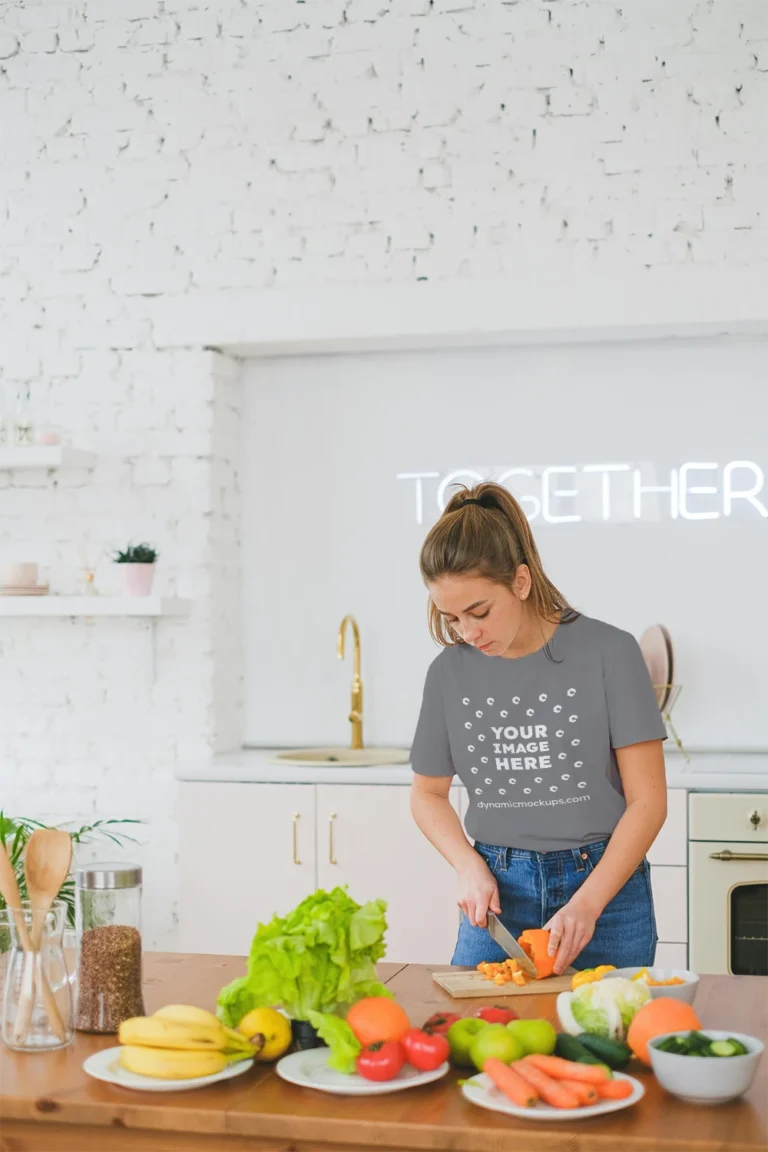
[{"left": 1, "top": 902, "right": 75, "bottom": 1051}]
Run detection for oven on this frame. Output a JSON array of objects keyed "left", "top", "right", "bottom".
[{"left": 689, "top": 792, "right": 768, "bottom": 976}]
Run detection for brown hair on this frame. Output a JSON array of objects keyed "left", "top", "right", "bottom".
[{"left": 419, "top": 481, "right": 578, "bottom": 647}]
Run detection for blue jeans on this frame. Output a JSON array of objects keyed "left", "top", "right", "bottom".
[{"left": 452, "top": 837, "right": 657, "bottom": 969}]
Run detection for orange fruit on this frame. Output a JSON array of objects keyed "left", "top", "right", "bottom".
[
  {"left": 627, "top": 997, "right": 701, "bottom": 1065},
  {"left": 346, "top": 997, "right": 411, "bottom": 1047}
]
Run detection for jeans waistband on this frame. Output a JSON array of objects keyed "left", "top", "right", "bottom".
[{"left": 474, "top": 837, "right": 611, "bottom": 873}]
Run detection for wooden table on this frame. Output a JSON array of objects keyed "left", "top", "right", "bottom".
[{"left": 1, "top": 953, "right": 766, "bottom": 1152}]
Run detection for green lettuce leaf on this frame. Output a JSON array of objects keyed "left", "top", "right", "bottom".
[
  {"left": 217, "top": 887, "right": 390, "bottom": 1026},
  {"left": 306, "top": 1011, "right": 362, "bottom": 1074}
]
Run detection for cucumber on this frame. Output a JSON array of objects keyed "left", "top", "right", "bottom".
[
  {"left": 709, "top": 1040, "right": 741, "bottom": 1057},
  {"left": 575, "top": 1033, "right": 632, "bottom": 1070},
  {"left": 555, "top": 1034, "right": 608, "bottom": 1066}
]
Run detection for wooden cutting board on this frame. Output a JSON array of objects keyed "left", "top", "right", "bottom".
[{"left": 432, "top": 968, "right": 575, "bottom": 998}]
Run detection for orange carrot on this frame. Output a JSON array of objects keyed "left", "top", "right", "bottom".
[
  {"left": 525, "top": 1054, "right": 611, "bottom": 1084},
  {"left": 595, "top": 1077, "right": 634, "bottom": 1100},
  {"left": 559, "top": 1079, "right": 598, "bottom": 1105},
  {"left": 514, "top": 1059, "right": 580, "bottom": 1109},
  {"left": 484, "top": 1058, "right": 538, "bottom": 1108}
]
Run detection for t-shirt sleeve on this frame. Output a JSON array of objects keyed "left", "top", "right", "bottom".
[
  {"left": 410, "top": 658, "right": 455, "bottom": 778},
  {"left": 605, "top": 631, "right": 668, "bottom": 749}
]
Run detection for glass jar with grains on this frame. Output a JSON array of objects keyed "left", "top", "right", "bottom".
[{"left": 74, "top": 862, "right": 146, "bottom": 1033}]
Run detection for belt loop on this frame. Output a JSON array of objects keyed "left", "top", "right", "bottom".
[
  {"left": 573, "top": 847, "right": 586, "bottom": 872},
  {"left": 501, "top": 846, "right": 509, "bottom": 871}
]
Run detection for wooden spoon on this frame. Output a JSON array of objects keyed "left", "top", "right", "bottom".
[
  {"left": 11, "top": 830, "right": 71, "bottom": 1044},
  {"left": 25, "top": 829, "right": 73, "bottom": 949}
]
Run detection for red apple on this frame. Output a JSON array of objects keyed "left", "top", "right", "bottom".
[
  {"left": 422, "top": 1011, "right": 461, "bottom": 1036},
  {"left": 474, "top": 1006, "right": 519, "bottom": 1025}
]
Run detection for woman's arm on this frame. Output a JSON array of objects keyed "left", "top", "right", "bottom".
[
  {"left": 545, "top": 739, "right": 667, "bottom": 974},
  {"left": 410, "top": 773, "right": 502, "bottom": 928}
]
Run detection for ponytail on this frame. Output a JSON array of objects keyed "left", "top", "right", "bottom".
[{"left": 419, "top": 481, "right": 578, "bottom": 647}]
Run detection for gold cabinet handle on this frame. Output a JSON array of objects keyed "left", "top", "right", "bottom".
[
  {"left": 292, "top": 812, "right": 301, "bottom": 866},
  {"left": 709, "top": 850, "right": 768, "bottom": 861},
  {"left": 329, "top": 812, "right": 338, "bottom": 865}
]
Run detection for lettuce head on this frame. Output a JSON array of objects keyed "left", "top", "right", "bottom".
[{"left": 559, "top": 977, "right": 650, "bottom": 1040}]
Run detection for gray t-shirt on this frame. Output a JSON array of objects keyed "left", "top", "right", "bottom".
[{"left": 411, "top": 615, "right": 666, "bottom": 852}]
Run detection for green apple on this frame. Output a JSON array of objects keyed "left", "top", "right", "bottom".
[
  {"left": 506, "top": 1018, "right": 557, "bottom": 1056},
  {"left": 469, "top": 1023, "right": 525, "bottom": 1071},
  {"left": 446, "top": 1018, "right": 488, "bottom": 1067}
]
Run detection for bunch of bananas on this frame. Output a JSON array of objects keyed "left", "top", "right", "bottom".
[{"left": 118, "top": 1004, "right": 260, "bottom": 1080}]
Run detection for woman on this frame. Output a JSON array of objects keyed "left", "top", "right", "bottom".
[{"left": 410, "top": 482, "right": 667, "bottom": 975}]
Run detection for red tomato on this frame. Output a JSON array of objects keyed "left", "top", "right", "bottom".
[
  {"left": 422, "top": 1011, "right": 461, "bottom": 1036},
  {"left": 401, "top": 1028, "right": 451, "bottom": 1072},
  {"left": 356, "top": 1040, "right": 406, "bottom": 1082},
  {"left": 474, "top": 1006, "right": 519, "bottom": 1025}
]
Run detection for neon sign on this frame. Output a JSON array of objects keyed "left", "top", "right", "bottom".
[{"left": 396, "top": 462, "right": 768, "bottom": 526}]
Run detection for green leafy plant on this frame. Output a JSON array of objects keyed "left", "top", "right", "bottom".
[
  {"left": 111, "top": 543, "right": 158, "bottom": 564},
  {"left": 0, "top": 813, "right": 143, "bottom": 934}
]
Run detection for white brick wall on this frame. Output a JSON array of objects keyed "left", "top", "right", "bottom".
[{"left": 1, "top": 0, "right": 765, "bottom": 947}]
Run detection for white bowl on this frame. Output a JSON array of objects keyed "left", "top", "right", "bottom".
[
  {"left": 604, "top": 967, "right": 699, "bottom": 1005},
  {"left": 649, "top": 1030, "right": 764, "bottom": 1105}
]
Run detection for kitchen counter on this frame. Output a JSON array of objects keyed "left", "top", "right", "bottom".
[
  {"left": 2, "top": 953, "right": 766, "bottom": 1152},
  {"left": 179, "top": 746, "right": 768, "bottom": 791}
]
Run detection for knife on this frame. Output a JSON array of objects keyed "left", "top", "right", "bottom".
[{"left": 486, "top": 913, "right": 539, "bottom": 978}]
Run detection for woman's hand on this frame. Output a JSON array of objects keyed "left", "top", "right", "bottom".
[
  {"left": 457, "top": 856, "right": 501, "bottom": 928},
  {"left": 544, "top": 895, "right": 598, "bottom": 975}
]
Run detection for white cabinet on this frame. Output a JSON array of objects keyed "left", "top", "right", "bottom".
[
  {"left": 655, "top": 942, "right": 688, "bottom": 968},
  {"left": 316, "top": 785, "right": 462, "bottom": 965},
  {"left": 179, "top": 783, "right": 317, "bottom": 956},
  {"left": 648, "top": 789, "right": 686, "bottom": 866},
  {"left": 650, "top": 865, "right": 687, "bottom": 943}
]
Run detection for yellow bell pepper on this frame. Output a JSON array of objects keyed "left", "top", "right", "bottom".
[{"left": 571, "top": 964, "right": 616, "bottom": 990}]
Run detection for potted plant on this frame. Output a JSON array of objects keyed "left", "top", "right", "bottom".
[{"left": 112, "top": 542, "right": 158, "bottom": 597}]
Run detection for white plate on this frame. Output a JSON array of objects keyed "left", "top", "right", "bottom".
[
  {"left": 83, "top": 1047, "right": 254, "bottom": 1092},
  {"left": 462, "top": 1069, "right": 645, "bottom": 1121},
  {"left": 276, "top": 1048, "right": 449, "bottom": 1095}
]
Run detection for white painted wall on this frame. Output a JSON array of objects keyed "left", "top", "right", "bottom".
[
  {"left": 242, "top": 336, "right": 768, "bottom": 752},
  {"left": 1, "top": 0, "right": 766, "bottom": 945}
]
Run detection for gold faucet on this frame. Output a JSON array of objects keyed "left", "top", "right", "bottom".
[{"left": 337, "top": 615, "right": 364, "bottom": 750}]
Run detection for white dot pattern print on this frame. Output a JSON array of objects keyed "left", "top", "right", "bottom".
[
  {"left": 471, "top": 767, "right": 478, "bottom": 774},
  {"left": 481, "top": 756, "right": 488, "bottom": 763},
  {"left": 569, "top": 715, "right": 578, "bottom": 723},
  {"left": 562, "top": 774, "right": 570, "bottom": 780},
  {"left": 476, "top": 710, "right": 483, "bottom": 718},
  {"left": 578, "top": 781, "right": 587, "bottom": 788},
  {"left": 500, "top": 710, "right": 508, "bottom": 718},
  {"left": 475, "top": 788, "right": 483, "bottom": 795},
  {"left": 512, "top": 696, "right": 520, "bottom": 705},
  {"left": 556, "top": 729, "right": 564, "bottom": 738},
  {"left": 526, "top": 708, "right": 535, "bottom": 717},
  {"left": 524, "top": 788, "right": 531, "bottom": 794},
  {"left": 574, "top": 761, "right": 583, "bottom": 768},
  {"left": 487, "top": 698, "right": 494, "bottom": 705},
  {"left": 468, "top": 745, "right": 475, "bottom": 752},
  {"left": 553, "top": 705, "right": 562, "bottom": 713},
  {"left": 485, "top": 778, "right": 492, "bottom": 784},
  {"left": 478, "top": 734, "right": 485, "bottom": 741},
  {"left": 499, "top": 789, "right": 506, "bottom": 795},
  {"left": 567, "top": 688, "right": 576, "bottom": 697},
  {"left": 463, "top": 698, "right": 470, "bottom": 705},
  {"left": 534, "top": 777, "right": 542, "bottom": 783},
  {"left": 550, "top": 786, "right": 558, "bottom": 792},
  {"left": 465, "top": 721, "right": 472, "bottom": 729},
  {"left": 572, "top": 738, "right": 580, "bottom": 746},
  {"left": 539, "top": 694, "right": 547, "bottom": 702},
  {"left": 558, "top": 753, "right": 566, "bottom": 760}
]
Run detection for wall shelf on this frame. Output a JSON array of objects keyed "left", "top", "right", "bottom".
[
  {"left": 0, "top": 597, "right": 191, "bottom": 617},
  {"left": 0, "top": 447, "right": 96, "bottom": 470}
]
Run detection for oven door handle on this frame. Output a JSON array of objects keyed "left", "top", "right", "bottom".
[{"left": 709, "top": 850, "right": 768, "bottom": 861}]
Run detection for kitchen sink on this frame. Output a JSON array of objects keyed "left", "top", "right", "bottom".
[{"left": 271, "top": 747, "right": 410, "bottom": 768}]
